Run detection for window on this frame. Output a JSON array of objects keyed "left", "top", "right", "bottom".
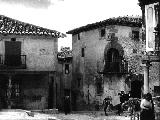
[
  {"left": 77, "top": 33, "right": 80, "bottom": 40},
  {"left": 104, "top": 48, "right": 120, "bottom": 73},
  {"left": 77, "top": 78, "right": 81, "bottom": 88},
  {"left": 132, "top": 31, "right": 139, "bottom": 40},
  {"left": 133, "top": 49, "right": 137, "bottom": 53},
  {"left": 97, "top": 82, "right": 103, "bottom": 94},
  {"left": 107, "top": 33, "right": 115, "bottom": 40},
  {"left": 65, "top": 64, "right": 69, "bottom": 74},
  {"left": 11, "top": 38, "right": 16, "bottom": 41},
  {"left": 95, "top": 75, "right": 103, "bottom": 95},
  {"left": 100, "top": 28, "right": 106, "bottom": 38},
  {"left": 81, "top": 48, "right": 85, "bottom": 57}
]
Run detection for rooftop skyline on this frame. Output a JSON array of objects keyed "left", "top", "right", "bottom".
[{"left": 0, "top": 0, "right": 142, "bottom": 50}]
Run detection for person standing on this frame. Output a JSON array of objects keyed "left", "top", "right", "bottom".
[
  {"left": 103, "top": 97, "right": 109, "bottom": 116},
  {"left": 117, "top": 91, "right": 125, "bottom": 115},
  {"left": 140, "top": 93, "right": 155, "bottom": 120},
  {"left": 64, "top": 96, "right": 71, "bottom": 115}
]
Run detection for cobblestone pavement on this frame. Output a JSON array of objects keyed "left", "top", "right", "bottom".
[{"left": 51, "top": 111, "right": 131, "bottom": 120}]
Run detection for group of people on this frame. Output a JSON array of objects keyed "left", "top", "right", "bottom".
[
  {"left": 117, "top": 91, "right": 131, "bottom": 115},
  {"left": 102, "top": 91, "right": 155, "bottom": 120},
  {"left": 64, "top": 92, "right": 155, "bottom": 120}
]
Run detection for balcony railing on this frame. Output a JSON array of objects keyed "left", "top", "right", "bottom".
[
  {"left": 103, "top": 61, "right": 128, "bottom": 74},
  {"left": 0, "top": 55, "right": 26, "bottom": 69}
]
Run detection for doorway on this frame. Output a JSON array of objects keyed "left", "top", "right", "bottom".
[
  {"left": 5, "top": 41, "right": 21, "bottom": 66},
  {"left": 131, "top": 80, "right": 142, "bottom": 98},
  {"left": 48, "top": 77, "right": 54, "bottom": 109}
]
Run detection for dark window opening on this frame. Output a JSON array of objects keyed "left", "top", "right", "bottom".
[
  {"left": 96, "top": 82, "right": 103, "bottom": 94},
  {"left": 108, "top": 33, "right": 115, "bottom": 39},
  {"left": 11, "top": 38, "right": 16, "bottom": 42},
  {"left": 77, "top": 33, "right": 80, "bottom": 40},
  {"left": 5, "top": 41, "right": 21, "bottom": 66},
  {"left": 77, "top": 78, "right": 81, "bottom": 88},
  {"left": 65, "top": 64, "right": 69, "bottom": 74},
  {"left": 104, "top": 48, "right": 124, "bottom": 73},
  {"left": 133, "top": 49, "right": 137, "bottom": 53},
  {"left": 154, "top": 86, "right": 160, "bottom": 96},
  {"left": 100, "top": 29, "right": 105, "bottom": 38},
  {"left": 132, "top": 31, "right": 139, "bottom": 40},
  {"left": 81, "top": 48, "right": 85, "bottom": 57},
  {"left": 106, "top": 48, "right": 120, "bottom": 62}
]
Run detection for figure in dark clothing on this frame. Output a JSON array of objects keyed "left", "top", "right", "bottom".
[
  {"left": 103, "top": 97, "right": 111, "bottom": 116},
  {"left": 64, "top": 96, "right": 70, "bottom": 115},
  {"left": 117, "top": 91, "right": 125, "bottom": 115},
  {"left": 140, "top": 93, "right": 155, "bottom": 120}
]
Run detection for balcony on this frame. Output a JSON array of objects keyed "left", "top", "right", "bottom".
[
  {"left": 0, "top": 55, "right": 26, "bottom": 69},
  {"left": 103, "top": 61, "right": 128, "bottom": 74}
]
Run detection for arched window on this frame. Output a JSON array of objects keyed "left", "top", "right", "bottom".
[
  {"left": 104, "top": 48, "right": 121, "bottom": 73},
  {"left": 106, "top": 48, "right": 120, "bottom": 62}
]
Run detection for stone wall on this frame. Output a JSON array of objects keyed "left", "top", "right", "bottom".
[
  {"left": 72, "top": 25, "right": 142, "bottom": 110},
  {"left": 0, "top": 34, "right": 58, "bottom": 71}
]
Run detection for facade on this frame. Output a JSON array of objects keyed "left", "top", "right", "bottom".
[
  {"left": 67, "top": 16, "right": 143, "bottom": 110},
  {"left": 57, "top": 47, "right": 72, "bottom": 111},
  {"left": 138, "top": 0, "right": 160, "bottom": 95},
  {"left": 0, "top": 15, "right": 65, "bottom": 110}
]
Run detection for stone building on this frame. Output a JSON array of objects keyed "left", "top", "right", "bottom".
[
  {"left": 138, "top": 0, "right": 160, "bottom": 96},
  {"left": 0, "top": 15, "right": 65, "bottom": 110},
  {"left": 57, "top": 47, "right": 72, "bottom": 111},
  {"left": 67, "top": 16, "right": 143, "bottom": 110}
]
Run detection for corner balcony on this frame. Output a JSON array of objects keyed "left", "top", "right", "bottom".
[{"left": 0, "top": 55, "right": 27, "bottom": 69}]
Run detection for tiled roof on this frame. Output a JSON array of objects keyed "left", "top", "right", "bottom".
[
  {"left": 67, "top": 16, "right": 142, "bottom": 34},
  {"left": 0, "top": 15, "right": 66, "bottom": 38}
]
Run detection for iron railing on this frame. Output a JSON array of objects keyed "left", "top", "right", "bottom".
[
  {"left": 0, "top": 55, "right": 26, "bottom": 69},
  {"left": 103, "top": 61, "right": 128, "bottom": 74}
]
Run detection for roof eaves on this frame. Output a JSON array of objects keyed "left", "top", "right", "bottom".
[
  {"left": 138, "top": 0, "right": 159, "bottom": 6},
  {"left": 67, "top": 16, "right": 142, "bottom": 35},
  {"left": 0, "top": 15, "right": 66, "bottom": 38}
]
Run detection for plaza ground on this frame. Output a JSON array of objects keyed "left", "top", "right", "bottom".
[{"left": 51, "top": 111, "right": 131, "bottom": 120}]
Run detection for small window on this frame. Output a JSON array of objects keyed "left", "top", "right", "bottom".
[
  {"left": 133, "top": 49, "right": 137, "bottom": 53},
  {"left": 96, "top": 82, "right": 103, "bottom": 94},
  {"left": 108, "top": 33, "right": 115, "bottom": 40},
  {"left": 65, "top": 64, "right": 69, "bottom": 74},
  {"left": 132, "top": 31, "right": 139, "bottom": 40},
  {"left": 77, "top": 78, "right": 81, "bottom": 88},
  {"left": 11, "top": 38, "right": 16, "bottom": 41},
  {"left": 77, "top": 33, "right": 80, "bottom": 40},
  {"left": 100, "top": 28, "right": 106, "bottom": 38},
  {"left": 81, "top": 48, "right": 85, "bottom": 57}
]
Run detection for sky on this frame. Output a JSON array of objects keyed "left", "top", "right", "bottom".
[{"left": 0, "top": 0, "right": 142, "bottom": 51}]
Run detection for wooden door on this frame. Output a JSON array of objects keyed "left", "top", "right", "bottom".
[{"left": 5, "top": 41, "right": 21, "bottom": 66}]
